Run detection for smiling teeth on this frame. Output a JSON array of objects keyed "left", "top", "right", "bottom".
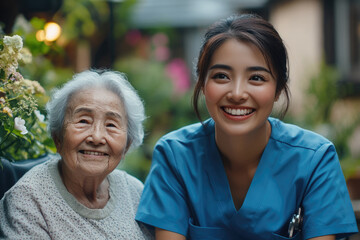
[
  {"left": 224, "top": 107, "right": 253, "bottom": 116},
  {"left": 83, "top": 151, "right": 105, "bottom": 156}
]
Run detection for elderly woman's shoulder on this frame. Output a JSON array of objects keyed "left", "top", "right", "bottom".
[
  {"left": 1, "top": 157, "right": 59, "bottom": 202},
  {"left": 110, "top": 169, "right": 144, "bottom": 192},
  {"left": 15, "top": 157, "right": 57, "bottom": 184}
]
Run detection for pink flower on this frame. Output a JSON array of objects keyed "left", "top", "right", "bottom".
[
  {"left": 152, "top": 33, "right": 168, "bottom": 47},
  {"left": 9, "top": 72, "right": 23, "bottom": 82},
  {"left": 166, "top": 58, "right": 191, "bottom": 94},
  {"left": 154, "top": 46, "right": 170, "bottom": 62},
  {"left": 125, "top": 30, "right": 142, "bottom": 46}
]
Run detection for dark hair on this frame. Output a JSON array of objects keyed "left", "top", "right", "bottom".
[{"left": 193, "top": 14, "right": 290, "bottom": 120}]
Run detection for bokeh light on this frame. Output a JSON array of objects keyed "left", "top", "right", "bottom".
[
  {"left": 44, "top": 22, "right": 61, "bottom": 41},
  {"left": 36, "top": 22, "right": 61, "bottom": 42}
]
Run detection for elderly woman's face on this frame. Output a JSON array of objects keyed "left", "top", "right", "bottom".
[{"left": 56, "top": 87, "right": 128, "bottom": 178}]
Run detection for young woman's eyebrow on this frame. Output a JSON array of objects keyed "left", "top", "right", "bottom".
[
  {"left": 209, "top": 64, "right": 271, "bottom": 74},
  {"left": 247, "top": 66, "right": 271, "bottom": 73},
  {"left": 209, "top": 64, "right": 232, "bottom": 70}
]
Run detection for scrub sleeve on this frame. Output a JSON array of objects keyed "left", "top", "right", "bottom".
[{"left": 135, "top": 139, "right": 190, "bottom": 235}]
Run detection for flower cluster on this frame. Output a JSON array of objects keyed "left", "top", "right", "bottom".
[{"left": 0, "top": 35, "right": 54, "bottom": 163}]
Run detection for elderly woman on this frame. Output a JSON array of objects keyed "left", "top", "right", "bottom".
[{"left": 0, "top": 70, "right": 154, "bottom": 239}]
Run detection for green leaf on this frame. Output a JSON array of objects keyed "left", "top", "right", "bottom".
[
  {"left": 29, "top": 17, "right": 46, "bottom": 30},
  {"left": 0, "top": 69, "right": 5, "bottom": 79}
]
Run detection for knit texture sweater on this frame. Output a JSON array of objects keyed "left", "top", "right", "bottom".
[{"left": 0, "top": 158, "right": 154, "bottom": 240}]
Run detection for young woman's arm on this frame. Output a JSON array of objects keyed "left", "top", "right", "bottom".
[
  {"left": 309, "top": 235, "right": 335, "bottom": 240},
  {"left": 156, "top": 228, "right": 186, "bottom": 240}
]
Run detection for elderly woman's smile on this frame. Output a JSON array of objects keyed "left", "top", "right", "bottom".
[
  {"left": 79, "top": 150, "right": 109, "bottom": 156},
  {"left": 78, "top": 150, "right": 109, "bottom": 159},
  {"left": 56, "top": 87, "right": 128, "bottom": 179}
]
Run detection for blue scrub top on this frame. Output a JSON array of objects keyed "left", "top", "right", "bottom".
[{"left": 136, "top": 118, "right": 358, "bottom": 240}]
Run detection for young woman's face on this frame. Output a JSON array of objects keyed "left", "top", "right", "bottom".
[
  {"left": 56, "top": 87, "right": 128, "bottom": 179},
  {"left": 203, "top": 38, "right": 278, "bottom": 137}
]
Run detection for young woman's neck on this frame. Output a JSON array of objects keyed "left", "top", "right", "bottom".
[{"left": 215, "top": 120, "right": 271, "bottom": 170}]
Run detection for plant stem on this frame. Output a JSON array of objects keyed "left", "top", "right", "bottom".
[
  {"left": 7, "top": 94, "right": 23, "bottom": 102},
  {"left": 0, "top": 131, "right": 11, "bottom": 147}
]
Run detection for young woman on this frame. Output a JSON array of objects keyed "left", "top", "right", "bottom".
[{"left": 136, "top": 14, "right": 358, "bottom": 240}]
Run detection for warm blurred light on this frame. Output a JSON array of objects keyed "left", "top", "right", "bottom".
[
  {"left": 35, "top": 22, "right": 61, "bottom": 42},
  {"left": 36, "top": 30, "right": 46, "bottom": 42},
  {"left": 44, "top": 22, "right": 61, "bottom": 42}
]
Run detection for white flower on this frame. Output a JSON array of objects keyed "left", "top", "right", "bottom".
[
  {"left": 34, "top": 110, "right": 45, "bottom": 122},
  {"left": 14, "top": 117, "right": 28, "bottom": 134},
  {"left": 31, "top": 80, "right": 45, "bottom": 94},
  {"left": 19, "top": 48, "right": 32, "bottom": 64},
  {"left": 3, "top": 35, "right": 23, "bottom": 51},
  {"left": 23, "top": 79, "right": 35, "bottom": 93}
]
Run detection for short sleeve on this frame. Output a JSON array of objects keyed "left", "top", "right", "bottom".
[
  {"left": 0, "top": 184, "right": 51, "bottom": 239},
  {"left": 302, "top": 143, "right": 358, "bottom": 239},
  {"left": 136, "top": 139, "right": 190, "bottom": 236}
]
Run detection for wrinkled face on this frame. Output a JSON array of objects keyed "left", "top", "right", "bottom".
[
  {"left": 203, "top": 39, "right": 278, "bottom": 137},
  {"left": 56, "top": 87, "right": 128, "bottom": 178}
]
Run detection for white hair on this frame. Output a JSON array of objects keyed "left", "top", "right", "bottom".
[{"left": 46, "top": 70, "right": 145, "bottom": 151}]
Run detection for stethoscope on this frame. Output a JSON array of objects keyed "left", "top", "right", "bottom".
[{"left": 288, "top": 207, "right": 303, "bottom": 238}]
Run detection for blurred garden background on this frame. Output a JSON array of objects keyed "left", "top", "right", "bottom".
[{"left": 1, "top": 0, "right": 360, "bottom": 204}]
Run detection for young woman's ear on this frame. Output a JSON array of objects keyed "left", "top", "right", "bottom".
[{"left": 275, "top": 91, "right": 281, "bottom": 102}]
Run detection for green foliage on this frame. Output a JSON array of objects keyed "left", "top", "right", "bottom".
[
  {"left": 332, "top": 117, "right": 360, "bottom": 159},
  {"left": 57, "top": 0, "right": 138, "bottom": 41},
  {"left": 299, "top": 60, "right": 360, "bottom": 179},
  {"left": 0, "top": 35, "right": 56, "bottom": 165},
  {"left": 113, "top": 0, "right": 139, "bottom": 38},
  {"left": 0, "top": 16, "right": 73, "bottom": 166},
  {"left": 20, "top": 57, "right": 73, "bottom": 93},
  {"left": 115, "top": 57, "right": 173, "bottom": 128},
  {"left": 114, "top": 57, "right": 201, "bottom": 181},
  {"left": 0, "top": 0, "right": 141, "bottom": 171},
  {"left": 59, "top": 0, "right": 109, "bottom": 40},
  {"left": 12, "top": 17, "right": 73, "bottom": 91},
  {"left": 1, "top": 0, "right": 203, "bottom": 181},
  {"left": 119, "top": 148, "right": 153, "bottom": 182},
  {"left": 340, "top": 156, "right": 360, "bottom": 180},
  {"left": 0, "top": 111, "right": 56, "bottom": 162},
  {"left": 305, "top": 61, "right": 339, "bottom": 125},
  {"left": 13, "top": 18, "right": 51, "bottom": 56}
]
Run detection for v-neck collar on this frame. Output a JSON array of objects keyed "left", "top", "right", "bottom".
[{"left": 205, "top": 118, "right": 277, "bottom": 228}]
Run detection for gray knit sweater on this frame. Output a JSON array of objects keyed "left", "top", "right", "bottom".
[{"left": 0, "top": 158, "right": 154, "bottom": 240}]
